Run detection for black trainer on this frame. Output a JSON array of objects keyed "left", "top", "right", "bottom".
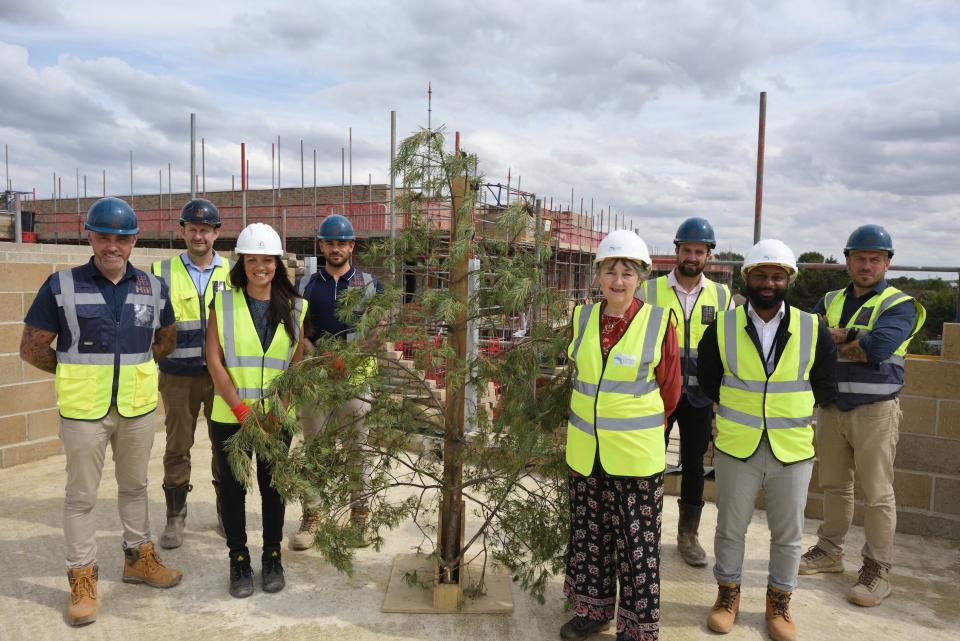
[
  {"left": 559, "top": 615, "right": 611, "bottom": 640},
  {"left": 262, "top": 550, "right": 286, "bottom": 593},
  {"left": 229, "top": 551, "right": 254, "bottom": 598}
]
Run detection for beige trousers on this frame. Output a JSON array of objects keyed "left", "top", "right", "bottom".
[
  {"left": 301, "top": 396, "right": 371, "bottom": 509},
  {"left": 60, "top": 408, "right": 156, "bottom": 567},
  {"left": 814, "top": 399, "right": 901, "bottom": 566}
]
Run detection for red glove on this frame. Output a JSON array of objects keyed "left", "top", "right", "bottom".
[
  {"left": 333, "top": 356, "right": 346, "bottom": 374},
  {"left": 231, "top": 401, "right": 251, "bottom": 424}
]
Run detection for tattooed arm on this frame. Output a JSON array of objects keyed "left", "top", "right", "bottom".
[
  {"left": 20, "top": 325, "right": 58, "bottom": 374},
  {"left": 838, "top": 339, "right": 868, "bottom": 363},
  {"left": 152, "top": 323, "right": 177, "bottom": 361}
]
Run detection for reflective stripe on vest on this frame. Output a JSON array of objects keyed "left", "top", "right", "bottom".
[
  {"left": 715, "top": 306, "right": 817, "bottom": 463},
  {"left": 53, "top": 266, "right": 162, "bottom": 419},
  {"left": 823, "top": 285, "right": 926, "bottom": 403},
  {"left": 152, "top": 255, "right": 231, "bottom": 369},
  {"left": 565, "top": 302, "right": 669, "bottom": 477},
  {"left": 641, "top": 275, "right": 729, "bottom": 401},
  {"left": 211, "top": 289, "right": 307, "bottom": 424}
]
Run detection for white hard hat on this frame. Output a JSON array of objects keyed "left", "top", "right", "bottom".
[
  {"left": 235, "top": 222, "right": 283, "bottom": 256},
  {"left": 742, "top": 238, "right": 798, "bottom": 282},
  {"left": 594, "top": 229, "right": 652, "bottom": 269}
]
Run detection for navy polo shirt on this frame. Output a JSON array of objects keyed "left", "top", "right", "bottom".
[
  {"left": 24, "top": 257, "right": 174, "bottom": 410},
  {"left": 302, "top": 265, "right": 382, "bottom": 343}
]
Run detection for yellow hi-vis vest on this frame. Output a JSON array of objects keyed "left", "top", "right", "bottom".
[
  {"left": 716, "top": 306, "right": 818, "bottom": 463},
  {"left": 640, "top": 274, "right": 730, "bottom": 404},
  {"left": 566, "top": 302, "right": 670, "bottom": 477},
  {"left": 52, "top": 266, "right": 163, "bottom": 420},
  {"left": 822, "top": 285, "right": 925, "bottom": 400},
  {"left": 210, "top": 289, "right": 308, "bottom": 424},
  {"left": 152, "top": 254, "right": 231, "bottom": 373}
]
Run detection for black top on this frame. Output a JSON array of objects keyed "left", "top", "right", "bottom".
[{"left": 697, "top": 302, "right": 837, "bottom": 407}]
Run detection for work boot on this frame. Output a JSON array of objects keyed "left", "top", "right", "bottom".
[
  {"left": 213, "top": 480, "right": 225, "bottom": 539},
  {"left": 289, "top": 508, "right": 320, "bottom": 551},
  {"left": 229, "top": 550, "right": 254, "bottom": 598},
  {"left": 159, "top": 483, "right": 191, "bottom": 549},
  {"left": 349, "top": 506, "right": 374, "bottom": 548},
  {"left": 677, "top": 500, "right": 708, "bottom": 567},
  {"left": 122, "top": 542, "right": 182, "bottom": 588},
  {"left": 799, "top": 544, "right": 844, "bottom": 575},
  {"left": 707, "top": 582, "right": 740, "bottom": 633},
  {"left": 847, "top": 557, "right": 892, "bottom": 607},
  {"left": 559, "top": 615, "right": 610, "bottom": 640},
  {"left": 261, "top": 549, "right": 286, "bottom": 593},
  {"left": 66, "top": 564, "right": 98, "bottom": 626},
  {"left": 765, "top": 586, "right": 796, "bottom": 641}
]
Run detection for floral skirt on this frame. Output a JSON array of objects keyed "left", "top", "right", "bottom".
[{"left": 563, "top": 471, "right": 664, "bottom": 641}]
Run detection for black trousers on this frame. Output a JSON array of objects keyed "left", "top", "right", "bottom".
[
  {"left": 564, "top": 472, "right": 663, "bottom": 641},
  {"left": 665, "top": 395, "right": 714, "bottom": 507},
  {"left": 209, "top": 419, "right": 287, "bottom": 558}
]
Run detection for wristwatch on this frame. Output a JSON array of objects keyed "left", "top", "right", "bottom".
[{"left": 845, "top": 327, "right": 860, "bottom": 343}]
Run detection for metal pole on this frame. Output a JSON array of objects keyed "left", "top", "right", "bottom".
[
  {"left": 13, "top": 191, "right": 22, "bottom": 244},
  {"left": 201, "top": 137, "right": 206, "bottom": 196},
  {"left": 754, "top": 91, "right": 766, "bottom": 244},
  {"left": 4, "top": 143, "right": 8, "bottom": 191},
  {"left": 300, "top": 139, "right": 305, "bottom": 207},
  {"left": 190, "top": 113, "right": 196, "bottom": 199},
  {"left": 102, "top": 169, "right": 106, "bottom": 197},
  {"left": 341, "top": 147, "right": 345, "bottom": 214},
  {"left": 167, "top": 162, "right": 172, "bottom": 224},
  {"left": 271, "top": 143, "right": 276, "bottom": 222},
  {"left": 348, "top": 127, "right": 352, "bottom": 203},
  {"left": 76, "top": 168, "right": 80, "bottom": 220},
  {"left": 129, "top": 150, "right": 134, "bottom": 205},
  {"left": 390, "top": 110, "right": 397, "bottom": 259},
  {"left": 241, "top": 142, "right": 247, "bottom": 227},
  {"left": 312, "top": 149, "right": 317, "bottom": 242},
  {"left": 84, "top": 175, "right": 87, "bottom": 198},
  {"left": 277, "top": 135, "right": 281, "bottom": 225}
]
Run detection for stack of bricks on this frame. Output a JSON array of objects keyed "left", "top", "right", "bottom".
[{"left": 805, "top": 322, "right": 960, "bottom": 540}]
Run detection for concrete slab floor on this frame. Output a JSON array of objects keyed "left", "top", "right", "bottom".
[{"left": 1, "top": 423, "right": 957, "bottom": 641}]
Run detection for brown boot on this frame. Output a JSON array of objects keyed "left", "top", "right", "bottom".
[
  {"left": 349, "top": 506, "right": 374, "bottom": 548},
  {"left": 707, "top": 582, "right": 740, "bottom": 633},
  {"left": 66, "top": 564, "right": 98, "bottom": 626},
  {"left": 765, "top": 586, "right": 797, "bottom": 641},
  {"left": 123, "top": 542, "right": 183, "bottom": 588}
]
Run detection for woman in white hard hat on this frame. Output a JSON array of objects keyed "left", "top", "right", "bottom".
[
  {"left": 206, "top": 222, "right": 308, "bottom": 598},
  {"left": 562, "top": 229, "right": 681, "bottom": 641}
]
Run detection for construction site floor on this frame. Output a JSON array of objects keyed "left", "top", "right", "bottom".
[{"left": 1, "top": 424, "right": 957, "bottom": 641}]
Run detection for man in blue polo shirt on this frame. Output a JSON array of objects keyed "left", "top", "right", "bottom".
[
  {"left": 19, "top": 197, "right": 182, "bottom": 626},
  {"left": 290, "top": 214, "right": 382, "bottom": 550},
  {"left": 800, "top": 225, "right": 925, "bottom": 608}
]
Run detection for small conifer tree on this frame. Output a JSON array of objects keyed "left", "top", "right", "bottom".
[{"left": 227, "top": 126, "right": 574, "bottom": 602}]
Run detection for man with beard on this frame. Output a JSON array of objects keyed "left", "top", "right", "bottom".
[
  {"left": 291, "top": 214, "right": 382, "bottom": 550},
  {"left": 800, "top": 225, "right": 924, "bottom": 608},
  {"left": 696, "top": 239, "right": 836, "bottom": 641},
  {"left": 152, "top": 199, "right": 231, "bottom": 548},
  {"left": 639, "top": 217, "right": 732, "bottom": 567}
]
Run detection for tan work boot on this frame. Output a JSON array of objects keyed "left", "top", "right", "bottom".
[
  {"left": 122, "top": 542, "right": 182, "bottom": 588},
  {"left": 799, "top": 544, "right": 844, "bottom": 575},
  {"left": 765, "top": 586, "right": 796, "bottom": 641},
  {"left": 349, "top": 506, "right": 374, "bottom": 548},
  {"left": 847, "top": 557, "right": 891, "bottom": 607},
  {"left": 289, "top": 508, "right": 320, "bottom": 551},
  {"left": 66, "top": 564, "right": 98, "bottom": 626},
  {"left": 707, "top": 582, "right": 740, "bottom": 633}
]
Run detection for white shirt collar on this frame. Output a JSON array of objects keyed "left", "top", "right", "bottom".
[
  {"left": 746, "top": 301, "right": 786, "bottom": 325},
  {"left": 667, "top": 267, "right": 706, "bottom": 294}
]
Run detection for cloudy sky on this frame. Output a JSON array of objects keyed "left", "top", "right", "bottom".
[{"left": 1, "top": 0, "right": 958, "bottom": 269}]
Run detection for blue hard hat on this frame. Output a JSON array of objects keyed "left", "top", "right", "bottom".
[
  {"left": 179, "top": 198, "right": 221, "bottom": 227},
  {"left": 85, "top": 197, "right": 139, "bottom": 235},
  {"left": 317, "top": 214, "right": 355, "bottom": 240},
  {"left": 844, "top": 224, "right": 894, "bottom": 257},
  {"left": 673, "top": 217, "right": 716, "bottom": 248}
]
